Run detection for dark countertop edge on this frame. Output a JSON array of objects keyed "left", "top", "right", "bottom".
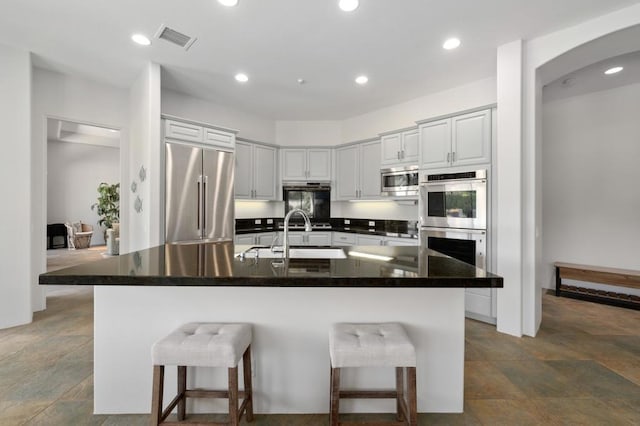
[{"left": 39, "top": 275, "right": 502, "bottom": 288}]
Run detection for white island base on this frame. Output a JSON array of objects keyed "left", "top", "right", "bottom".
[{"left": 94, "top": 286, "right": 465, "bottom": 414}]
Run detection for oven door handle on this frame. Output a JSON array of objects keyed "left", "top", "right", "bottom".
[{"left": 421, "top": 227, "right": 486, "bottom": 235}]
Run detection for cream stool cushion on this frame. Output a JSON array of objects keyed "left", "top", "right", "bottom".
[
  {"left": 330, "top": 323, "right": 416, "bottom": 368},
  {"left": 152, "top": 323, "right": 252, "bottom": 368}
]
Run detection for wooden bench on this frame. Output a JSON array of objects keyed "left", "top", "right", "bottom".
[{"left": 554, "top": 262, "right": 640, "bottom": 310}]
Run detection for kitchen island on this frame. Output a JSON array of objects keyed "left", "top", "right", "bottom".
[{"left": 40, "top": 242, "right": 502, "bottom": 415}]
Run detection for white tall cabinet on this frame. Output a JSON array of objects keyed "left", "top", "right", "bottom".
[
  {"left": 281, "top": 148, "right": 331, "bottom": 181},
  {"left": 235, "top": 140, "right": 278, "bottom": 200},
  {"left": 335, "top": 140, "right": 381, "bottom": 200},
  {"left": 419, "top": 109, "right": 491, "bottom": 169}
]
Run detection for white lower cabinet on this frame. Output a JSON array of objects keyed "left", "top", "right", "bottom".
[
  {"left": 355, "top": 234, "right": 418, "bottom": 246},
  {"left": 356, "top": 235, "right": 385, "bottom": 246},
  {"left": 234, "top": 232, "right": 277, "bottom": 246},
  {"left": 277, "top": 231, "right": 331, "bottom": 246},
  {"left": 235, "top": 234, "right": 257, "bottom": 245},
  {"left": 332, "top": 232, "right": 356, "bottom": 246},
  {"left": 465, "top": 288, "right": 496, "bottom": 324},
  {"left": 384, "top": 237, "right": 419, "bottom": 246}
]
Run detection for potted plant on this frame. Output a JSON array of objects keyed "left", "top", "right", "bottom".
[{"left": 91, "top": 182, "right": 120, "bottom": 238}]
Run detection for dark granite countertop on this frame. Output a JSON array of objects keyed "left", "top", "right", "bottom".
[{"left": 40, "top": 242, "right": 502, "bottom": 288}]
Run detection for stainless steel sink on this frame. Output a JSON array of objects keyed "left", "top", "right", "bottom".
[{"left": 240, "top": 247, "right": 347, "bottom": 259}]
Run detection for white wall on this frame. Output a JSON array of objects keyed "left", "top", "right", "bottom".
[
  {"left": 541, "top": 82, "right": 640, "bottom": 287},
  {"left": 162, "top": 88, "right": 275, "bottom": 143},
  {"left": 32, "top": 67, "right": 129, "bottom": 311},
  {"left": 342, "top": 77, "right": 497, "bottom": 142},
  {"left": 275, "top": 121, "right": 342, "bottom": 146},
  {"left": 47, "top": 141, "right": 120, "bottom": 246},
  {"left": 0, "top": 44, "right": 32, "bottom": 329},
  {"left": 128, "top": 63, "right": 162, "bottom": 252}
]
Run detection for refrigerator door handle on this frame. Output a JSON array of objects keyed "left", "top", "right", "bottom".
[
  {"left": 202, "top": 175, "right": 208, "bottom": 234},
  {"left": 197, "top": 175, "right": 202, "bottom": 232}
]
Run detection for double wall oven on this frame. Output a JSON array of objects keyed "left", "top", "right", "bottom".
[{"left": 419, "top": 170, "right": 487, "bottom": 270}]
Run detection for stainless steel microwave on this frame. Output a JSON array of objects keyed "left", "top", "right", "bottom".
[{"left": 380, "top": 165, "right": 419, "bottom": 197}]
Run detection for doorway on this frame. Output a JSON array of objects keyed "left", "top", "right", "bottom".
[{"left": 46, "top": 118, "right": 121, "bottom": 272}]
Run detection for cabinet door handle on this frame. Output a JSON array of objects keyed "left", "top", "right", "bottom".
[
  {"left": 447, "top": 152, "right": 451, "bottom": 163},
  {"left": 401, "top": 150, "right": 405, "bottom": 159},
  {"left": 397, "top": 151, "right": 400, "bottom": 160},
  {"left": 452, "top": 152, "right": 456, "bottom": 163}
]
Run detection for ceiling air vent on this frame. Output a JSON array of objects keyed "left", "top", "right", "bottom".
[{"left": 155, "top": 24, "right": 197, "bottom": 50}]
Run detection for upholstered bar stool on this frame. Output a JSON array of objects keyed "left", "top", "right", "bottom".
[
  {"left": 329, "top": 323, "right": 417, "bottom": 426},
  {"left": 150, "top": 323, "right": 253, "bottom": 426}
]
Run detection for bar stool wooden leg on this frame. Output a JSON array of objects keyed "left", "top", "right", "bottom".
[
  {"left": 407, "top": 367, "right": 417, "bottom": 426},
  {"left": 228, "top": 366, "right": 239, "bottom": 426},
  {"left": 150, "top": 365, "right": 164, "bottom": 426},
  {"left": 242, "top": 346, "right": 254, "bottom": 422},
  {"left": 330, "top": 367, "right": 340, "bottom": 426},
  {"left": 396, "top": 366, "right": 405, "bottom": 422},
  {"left": 177, "top": 366, "right": 187, "bottom": 421}
]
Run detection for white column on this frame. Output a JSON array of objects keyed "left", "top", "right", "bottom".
[
  {"left": 0, "top": 44, "right": 32, "bottom": 328},
  {"left": 495, "top": 40, "right": 524, "bottom": 337},
  {"left": 127, "top": 62, "right": 162, "bottom": 252}
]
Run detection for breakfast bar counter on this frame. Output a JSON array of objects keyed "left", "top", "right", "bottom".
[{"left": 40, "top": 242, "right": 502, "bottom": 415}]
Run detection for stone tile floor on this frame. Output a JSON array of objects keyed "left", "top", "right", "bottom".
[{"left": 1, "top": 276, "right": 638, "bottom": 424}]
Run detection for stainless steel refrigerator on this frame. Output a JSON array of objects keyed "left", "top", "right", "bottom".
[{"left": 165, "top": 141, "right": 234, "bottom": 244}]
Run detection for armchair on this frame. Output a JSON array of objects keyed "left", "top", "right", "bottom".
[{"left": 65, "top": 222, "right": 94, "bottom": 249}]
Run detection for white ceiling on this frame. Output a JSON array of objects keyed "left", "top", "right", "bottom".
[
  {"left": 543, "top": 50, "right": 640, "bottom": 103},
  {"left": 2, "top": 0, "right": 639, "bottom": 120}
]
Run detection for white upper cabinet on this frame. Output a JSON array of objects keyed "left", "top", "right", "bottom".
[
  {"left": 419, "top": 109, "right": 491, "bottom": 169},
  {"left": 335, "top": 145, "right": 359, "bottom": 200},
  {"left": 281, "top": 148, "right": 331, "bottom": 181},
  {"left": 451, "top": 109, "right": 491, "bottom": 167},
  {"left": 419, "top": 119, "right": 450, "bottom": 169},
  {"left": 335, "top": 140, "right": 381, "bottom": 201},
  {"left": 380, "top": 129, "right": 419, "bottom": 166},
  {"left": 235, "top": 140, "right": 277, "bottom": 200},
  {"left": 165, "top": 120, "right": 203, "bottom": 142},
  {"left": 204, "top": 128, "right": 235, "bottom": 151},
  {"left": 234, "top": 141, "right": 253, "bottom": 199},
  {"left": 359, "top": 141, "right": 382, "bottom": 199},
  {"left": 164, "top": 117, "right": 235, "bottom": 152}
]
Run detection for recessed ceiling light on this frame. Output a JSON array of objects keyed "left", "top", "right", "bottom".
[
  {"left": 218, "top": 0, "right": 239, "bottom": 6},
  {"left": 235, "top": 73, "right": 249, "bottom": 83},
  {"left": 355, "top": 75, "right": 368, "bottom": 85},
  {"left": 297, "top": 78, "right": 306, "bottom": 85},
  {"left": 131, "top": 34, "right": 151, "bottom": 46},
  {"left": 339, "top": 0, "right": 359, "bottom": 12},
  {"left": 443, "top": 37, "right": 461, "bottom": 50},
  {"left": 604, "top": 66, "right": 623, "bottom": 75}
]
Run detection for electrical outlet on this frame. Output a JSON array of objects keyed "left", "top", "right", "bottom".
[
  {"left": 266, "top": 218, "right": 273, "bottom": 224},
  {"left": 254, "top": 219, "right": 261, "bottom": 225},
  {"left": 344, "top": 219, "right": 350, "bottom": 224},
  {"left": 368, "top": 221, "right": 375, "bottom": 227}
]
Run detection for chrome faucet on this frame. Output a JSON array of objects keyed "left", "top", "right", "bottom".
[{"left": 283, "top": 208, "right": 312, "bottom": 258}]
